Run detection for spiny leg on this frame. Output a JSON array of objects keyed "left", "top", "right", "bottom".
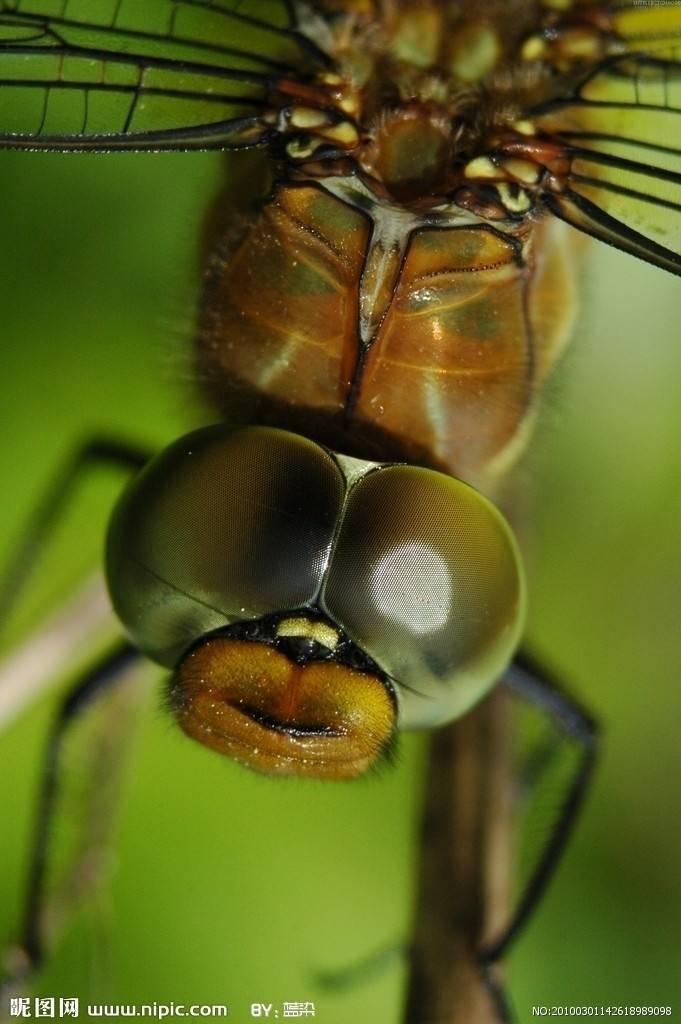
[{"left": 479, "top": 651, "right": 599, "bottom": 1009}]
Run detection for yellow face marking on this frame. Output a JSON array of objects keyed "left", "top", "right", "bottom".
[{"left": 276, "top": 616, "right": 340, "bottom": 650}]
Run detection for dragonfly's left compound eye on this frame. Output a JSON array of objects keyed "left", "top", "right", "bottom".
[{"left": 106, "top": 425, "right": 345, "bottom": 666}]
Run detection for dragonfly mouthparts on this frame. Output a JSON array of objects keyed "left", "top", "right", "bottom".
[{"left": 167, "top": 629, "right": 397, "bottom": 780}]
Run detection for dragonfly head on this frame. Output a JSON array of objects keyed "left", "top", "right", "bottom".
[{"left": 106, "top": 425, "right": 525, "bottom": 780}]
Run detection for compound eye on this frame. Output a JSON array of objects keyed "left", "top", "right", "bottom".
[
  {"left": 106, "top": 426, "right": 344, "bottom": 666},
  {"left": 322, "top": 466, "right": 524, "bottom": 728}
]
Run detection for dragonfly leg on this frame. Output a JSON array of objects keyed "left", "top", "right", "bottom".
[
  {"left": 1, "top": 642, "right": 140, "bottom": 992},
  {"left": 479, "top": 651, "right": 599, "bottom": 980},
  {"left": 480, "top": 959, "right": 514, "bottom": 1024},
  {"left": 0, "top": 437, "right": 149, "bottom": 632}
]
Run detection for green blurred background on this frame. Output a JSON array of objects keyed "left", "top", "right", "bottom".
[{"left": 0, "top": 141, "right": 679, "bottom": 1024}]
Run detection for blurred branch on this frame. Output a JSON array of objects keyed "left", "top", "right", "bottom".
[{"left": 0, "top": 575, "right": 115, "bottom": 729}]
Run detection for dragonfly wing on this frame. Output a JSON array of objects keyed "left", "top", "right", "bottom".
[
  {"left": 534, "top": 49, "right": 681, "bottom": 275},
  {"left": 608, "top": 1, "right": 681, "bottom": 51},
  {"left": 0, "top": 0, "right": 321, "bottom": 151}
]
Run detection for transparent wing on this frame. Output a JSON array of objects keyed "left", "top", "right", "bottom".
[
  {"left": 0, "top": 0, "right": 323, "bottom": 151},
  {"left": 534, "top": 47, "right": 681, "bottom": 275},
  {"left": 608, "top": 1, "right": 681, "bottom": 50}
]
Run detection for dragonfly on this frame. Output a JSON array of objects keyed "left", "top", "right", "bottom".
[{"left": 0, "top": 0, "right": 680, "bottom": 1020}]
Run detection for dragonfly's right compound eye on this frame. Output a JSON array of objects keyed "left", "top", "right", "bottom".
[{"left": 322, "top": 464, "right": 525, "bottom": 730}]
